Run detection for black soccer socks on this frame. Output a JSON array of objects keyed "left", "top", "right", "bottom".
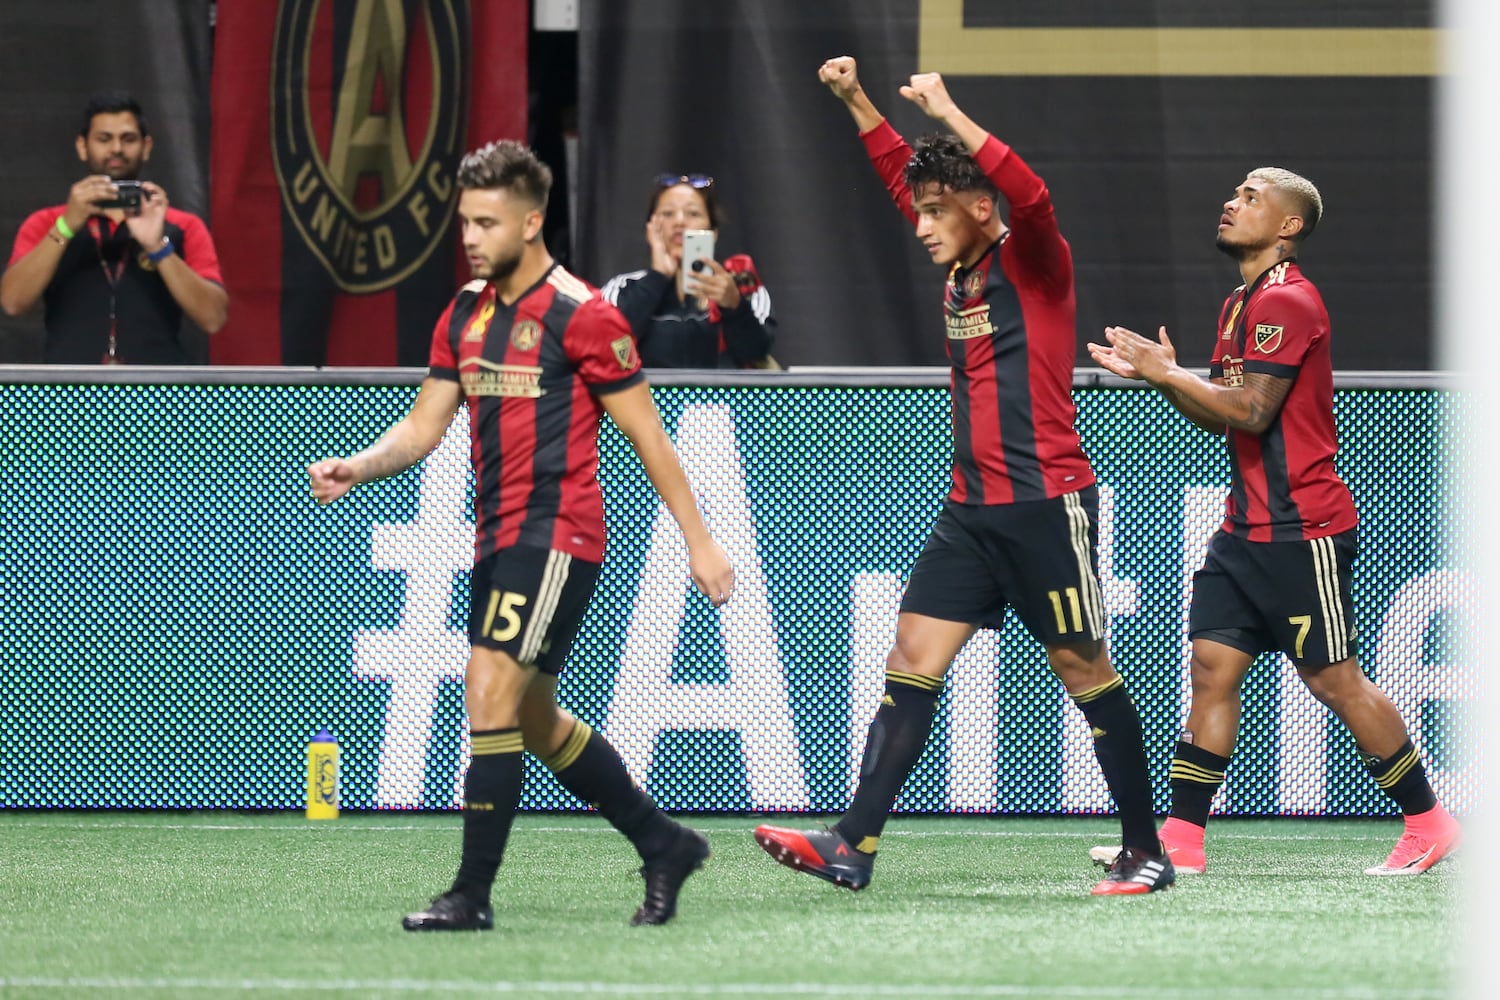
[
  {"left": 451, "top": 727, "right": 524, "bottom": 904},
  {"left": 834, "top": 670, "right": 943, "bottom": 853}
]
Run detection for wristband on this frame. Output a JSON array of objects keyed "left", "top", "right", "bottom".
[
  {"left": 53, "top": 216, "right": 75, "bottom": 240},
  {"left": 146, "top": 236, "right": 175, "bottom": 264}
]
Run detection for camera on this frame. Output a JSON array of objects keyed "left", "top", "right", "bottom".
[{"left": 96, "top": 180, "right": 144, "bottom": 212}]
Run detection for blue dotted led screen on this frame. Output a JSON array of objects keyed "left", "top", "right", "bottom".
[{"left": 0, "top": 382, "right": 1475, "bottom": 816}]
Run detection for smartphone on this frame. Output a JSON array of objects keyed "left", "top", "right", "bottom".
[{"left": 679, "top": 229, "right": 716, "bottom": 296}]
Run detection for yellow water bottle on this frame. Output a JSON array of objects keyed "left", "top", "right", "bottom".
[{"left": 305, "top": 728, "right": 340, "bottom": 820}]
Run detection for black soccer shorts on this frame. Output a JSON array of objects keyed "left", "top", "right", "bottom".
[
  {"left": 900, "top": 487, "right": 1106, "bottom": 646},
  {"left": 467, "top": 546, "right": 602, "bottom": 674},
  {"left": 1188, "top": 528, "right": 1359, "bottom": 666}
]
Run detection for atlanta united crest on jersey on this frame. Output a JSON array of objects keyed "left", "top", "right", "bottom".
[
  {"left": 1209, "top": 260, "right": 1356, "bottom": 542},
  {"left": 428, "top": 265, "right": 644, "bottom": 563}
]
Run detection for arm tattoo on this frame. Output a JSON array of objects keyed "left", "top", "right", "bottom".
[
  {"left": 1230, "top": 373, "right": 1294, "bottom": 433},
  {"left": 1164, "top": 384, "right": 1226, "bottom": 433}
]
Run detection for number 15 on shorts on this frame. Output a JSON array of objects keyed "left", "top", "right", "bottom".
[{"left": 482, "top": 590, "right": 528, "bottom": 642}]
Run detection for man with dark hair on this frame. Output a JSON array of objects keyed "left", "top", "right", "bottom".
[
  {"left": 1088, "top": 168, "right": 1461, "bottom": 876},
  {"left": 0, "top": 89, "right": 226, "bottom": 363},
  {"left": 309, "top": 139, "right": 735, "bottom": 930},
  {"left": 752, "top": 58, "right": 1174, "bottom": 896}
]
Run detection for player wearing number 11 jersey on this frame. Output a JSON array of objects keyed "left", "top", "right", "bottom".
[
  {"left": 752, "top": 58, "right": 1172, "bottom": 897},
  {"left": 1089, "top": 166, "right": 1460, "bottom": 877}
]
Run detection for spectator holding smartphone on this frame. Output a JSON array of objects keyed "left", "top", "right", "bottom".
[
  {"left": 0, "top": 90, "right": 227, "bottom": 364},
  {"left": 601, "top": 173, "right": 778, "bottom": 369}
]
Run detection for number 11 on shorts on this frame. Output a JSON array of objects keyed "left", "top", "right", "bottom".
[{"left": 1048, "top": 587, "right": 1084, "bottom": 634}]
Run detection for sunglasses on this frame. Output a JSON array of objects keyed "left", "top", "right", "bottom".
[{"left": 654, "top": 173, "right": 713, "bottom": 190}]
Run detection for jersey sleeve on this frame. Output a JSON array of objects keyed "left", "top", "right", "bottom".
[
  {"left": 859, "top": 120, "right": 917, "bottom": 225},
  {"left": 973, "top": 137, "right": 1071, "bottom": 300},
  {"left": 170, "top": 211, "right": 224, "bottom": 284},
  {"left": 564, "top": 296, "right": 646, "bottom": 394},
  {"left": 1242, "top": 284, "right": 1324, "bottom": 378},
  {"left": 8, "top": 208, "right": 62, "bottom": 265}
]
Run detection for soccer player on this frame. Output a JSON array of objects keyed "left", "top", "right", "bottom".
[
  {"left": 1087, "top": 167, "right": 1462, "bottom": 876},
  {"left": 308, "top": 140, "right": 735, "bottom": 930},
  {"left": 751, "top": 58, "right": 1174, "bottom": 897}
]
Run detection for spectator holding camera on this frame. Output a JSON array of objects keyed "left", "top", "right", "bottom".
[
  {"left": 0, "top": 90, "right": 227, "bottom": 364},
  {"left": 601, "top": 174, "right": 777, "bottom": 369}
]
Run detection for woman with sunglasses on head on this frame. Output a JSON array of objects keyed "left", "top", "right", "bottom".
[{"left": 601, "top": 174, "right": 777, "bottom": 369}]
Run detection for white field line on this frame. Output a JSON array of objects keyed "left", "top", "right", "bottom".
[
  {"left": 0, "top": 977, "right": 1448, "bottom": 999},
  {"left": 0, "top": 819, "right": 1401, "bottom": 843}
]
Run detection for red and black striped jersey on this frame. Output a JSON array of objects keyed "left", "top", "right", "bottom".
[
  {"left": 1208, "top": 260, "right": 1356, "bottom": 542},
  {"left": 428, "top": 264, "right": 644, "bottom": 563},
  {"left": 861, "top": 120, "right": 1094, "bottom": 505}
]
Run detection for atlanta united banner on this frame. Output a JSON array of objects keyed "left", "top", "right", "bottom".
[{"left": 209, "top": 0, "right": 527, "bottom": 366}]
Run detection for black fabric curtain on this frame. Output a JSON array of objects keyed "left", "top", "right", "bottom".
[
  {"left": 578, "top": 0, "right": 1434, "bottom": 369},
  {"left": 0, "top": 0, "right": 212, "bottom": 362}
]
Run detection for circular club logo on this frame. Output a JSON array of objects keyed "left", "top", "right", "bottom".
[
  {"left": 271, "top": 0, "right": 468, "bottom": 293},
  {"left": 509, "top": 319, "right": 542, "bottom": 352},
  {"left": 964, "top": 270, "right": 985, "bottom": 299}
]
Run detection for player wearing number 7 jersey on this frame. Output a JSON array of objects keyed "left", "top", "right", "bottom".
[
  {"left": 309, "top": 140, "right": 735, "bottom": 931},
  {"left": 753, "top": 58, "right": 1172, "bottom": 897},
  {"left": 1088, "top": 167, "right": 1460, "bottom": 877}
]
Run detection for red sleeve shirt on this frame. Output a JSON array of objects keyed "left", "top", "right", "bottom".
[
  {"left": 1210, "top": 261, "right": 1356, "bottom": 541},
  {"left": 8, "top": 204, "right": 224, "bottom": 363},
  {"left": 425, "top": 267, "right": 644, "bottom": 563},
  {"left": 857, "top": 119, "right": 1092, "bottom": 505},
  {"left": 563, "top": 295, "right": 643, "bottom": 391},
  {"left": 10, "top": 205, "right": 223, "bottom": 285}
]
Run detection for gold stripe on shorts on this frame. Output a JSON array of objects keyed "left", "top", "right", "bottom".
[{"left": 519, "top": 549, "right": 571, "bottom": 664}]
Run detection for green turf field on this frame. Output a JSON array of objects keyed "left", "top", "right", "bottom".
[{"left": 0, "top": 812, "right": 1458, "bottom": 998}]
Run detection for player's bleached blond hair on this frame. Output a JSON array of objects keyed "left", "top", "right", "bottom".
[{"left": 1248, "top": 166, "right": 1323, "bottom": 242}]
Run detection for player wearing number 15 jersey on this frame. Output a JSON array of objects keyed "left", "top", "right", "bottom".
[
  {"left": 309, "top": 140, "right": 735, "bottom": 931},
  {"left": 1089, "top": 167, "right": 1460, "bottom": 877},
  {"left": 752, "top": 58, "right": 1172, "bottom": 898}
]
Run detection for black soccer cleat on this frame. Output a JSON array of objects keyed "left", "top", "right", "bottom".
[
  {"left": 753, "top": 824, "right": 874, "bottom": 891},
  {"left": 631, "top": 827, "right": 711, "bottom": 926},
  {"left": 401, "top": 890, "right": 495, "bottom": 931},
  {"left": 1091, "top": 845, "right": 1176, "bottom": 896}
]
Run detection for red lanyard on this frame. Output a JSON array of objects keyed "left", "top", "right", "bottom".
[{"left": 88, "top": 217, "right": 127, "bottom": 364}]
